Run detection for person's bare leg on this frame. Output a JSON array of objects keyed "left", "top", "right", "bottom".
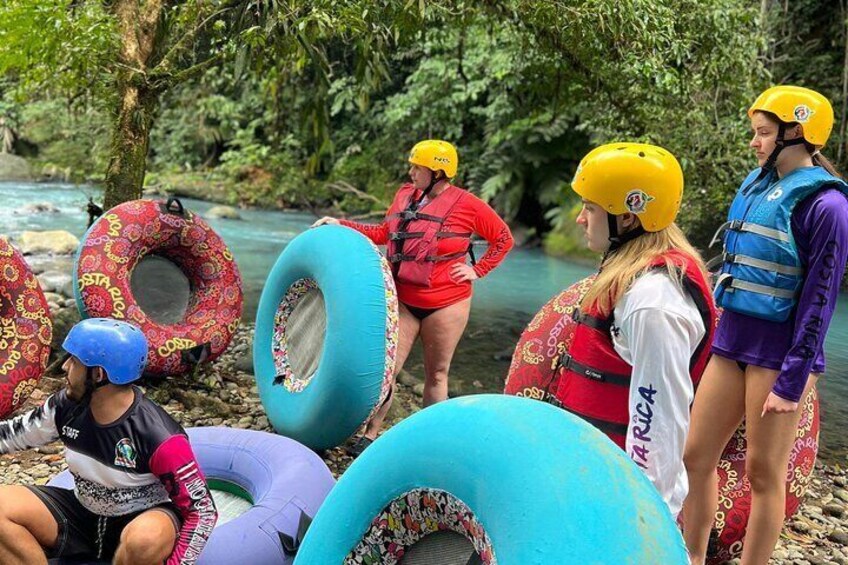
[
  {"left": 682, "top": 356, "right": 746, "bottom": 565},
  {"left": 740, "top": 369, "right": 817, "bottom": 565},
  {"left": 113, "top": 508, "right": 177, "bottom": 565},
  {"left": 0, "top": 486, "right": 59, "bottom": 565},
  {"left": 418, "top": 298, "right": 471, "bottom": 406},
  {"left": 362, "top": 304, "right": 421, "bottom": 439}
]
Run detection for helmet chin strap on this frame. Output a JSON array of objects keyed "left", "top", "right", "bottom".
[
  {"left": 602, "top": 212, "right": 646, "bottom": 264},
  {"left": 422, "top": 170, "right": 444, "bottom": 200},
  {"left": 68, "top": 368, "right": 109, "bottom": 419},
  {"left": 748, "top": 122, "right": 808, "bottom": 190}
]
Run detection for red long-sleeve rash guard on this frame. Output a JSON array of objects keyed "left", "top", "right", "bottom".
[{"left": 340, "top": 184, "right": 514, "bottom": 309}]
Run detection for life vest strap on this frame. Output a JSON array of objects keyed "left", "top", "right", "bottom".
[
  {"left": 729, "top": 219, "right": 791, "bottom": 243},
  {"left": 388, "top": 231, "right": 425, "bottom": 241},
  {"left": 562, "top": 406, "right": 628, "bottom": 437},
  {"left": 387, "top": 253, "right": 417, "bottom": 263},
  {"left": 571, "top": 307, "right": 613, "bottom": 333},
  {"left": 424, "top": 250, "right": 468, "bottom": 262},
  {"left": 715, "top": 252, "right": 803, "bottom": 276},
  {"left": 557, "top": 353, "right": 630, "bottom": 387},
  {"left": 388, "top": 210, "right": 445, "bottom": 223},
  {"left": 710, "top": 219, "right": 792, "bottom": 247},
  {"left": 389, "top": 250, "right": 470, "bottom": 263},
  {"left": 716, "top": 274, "right": 798, "bottom": 299}
]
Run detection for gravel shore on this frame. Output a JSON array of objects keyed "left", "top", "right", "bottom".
[{"left": 2, "top": 314, "right": 847, "bottom": 564}]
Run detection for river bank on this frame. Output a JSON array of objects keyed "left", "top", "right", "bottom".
[{"left": 1, "top": 321, "right": 847, "bottom": 563}]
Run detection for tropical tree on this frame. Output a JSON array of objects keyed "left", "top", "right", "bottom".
[{"left": 0, "top": 0, "right": 430, "bottom": 209}]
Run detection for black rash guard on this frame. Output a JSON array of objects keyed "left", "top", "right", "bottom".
[{"left": 0, "top": 387, "right": 217, "bottom": 564}]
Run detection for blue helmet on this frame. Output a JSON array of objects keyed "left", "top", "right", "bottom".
[{"left": 63, "top": 318, "right": 148, "bottom": 385}]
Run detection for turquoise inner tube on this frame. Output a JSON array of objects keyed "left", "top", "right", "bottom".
[
  {"left": 294, "top": 395, "right": 689, "bottom": 564},
  {"left": 254, "top": 225, "right": 397, "bottom": 451}
]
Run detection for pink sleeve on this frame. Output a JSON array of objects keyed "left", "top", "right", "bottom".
[{"left": 149, "top": 434, "right": 218, "bottom": 565}]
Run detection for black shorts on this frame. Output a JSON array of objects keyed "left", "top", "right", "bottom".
[{"left": 27, "top": 485, "right": 180, "bottom": 561}]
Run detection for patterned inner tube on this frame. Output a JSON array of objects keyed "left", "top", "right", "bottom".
[
  {"left": 0, "top": 236, "right": 52, "bottom": 418},
  {"left": 347, "top": 488, "right": 490, "bottom": 564},
  {"left": 708, "top": 387, "right": 820, "bottom": 564},
  {"left": 254, "top": 225, "right": 398, "bottom": 451},
  {"left": 74, "top": 198, "right": 243, "bottom": 376},
  {"left": 504, "top": 275, "right": 595, "bottom": 401},
  {"left": 294, "top": 395, "right": 690, "bottom": 564}
]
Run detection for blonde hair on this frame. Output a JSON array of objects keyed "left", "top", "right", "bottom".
[{"left": 581, "top": 223, "right": 708, "bottom": 316}]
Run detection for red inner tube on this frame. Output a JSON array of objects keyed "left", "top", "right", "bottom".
[
  {"left": 75, "top": 199, "right": 243, "bottom": 376},
  {"left": 0, "top": 237, "right": 52, "bottom": 418},
  {"left": 505, "top": 275, "right": 819, "bottom": 561}
]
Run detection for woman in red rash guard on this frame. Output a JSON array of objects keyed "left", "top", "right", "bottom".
[{"left": 313, "top": 139, "right": 514, "bottom": 456}]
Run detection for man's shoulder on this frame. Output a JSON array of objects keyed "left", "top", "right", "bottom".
[{"left": 132, "top": 393, "right": 186, "bottom": 448}]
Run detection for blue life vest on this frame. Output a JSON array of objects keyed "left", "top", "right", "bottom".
[{"left": 712, "top": 166, "right": 848, "bottom": 322}]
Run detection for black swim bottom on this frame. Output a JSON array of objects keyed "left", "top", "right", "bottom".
[
  {"left": 27, "top": 485, "right": 180, "bottom": 560},
  {"left": 402, "top": 302, "right": 441, "bottom": 321}
]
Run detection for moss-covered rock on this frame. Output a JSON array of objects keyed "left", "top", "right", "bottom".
[{"left": 0, "top": 153, "right": 33, "bottom": 181}]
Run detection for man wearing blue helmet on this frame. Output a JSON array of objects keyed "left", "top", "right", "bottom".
[{"left": 0, "top": 318, "right": 217, "bottom": 564}]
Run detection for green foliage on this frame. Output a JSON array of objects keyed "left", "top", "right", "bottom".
[
  {"left": 543, "top": 202, "right": 597, "bottom": 260},
  {"left": 4, "top": 0, "right": 823, "bottom": 266},
  {"left": 18, "top": 99, "right": 110, "bottom": 181},
  {"left": 0, "top": 2, "right": 117, "bottom": 97},
  {"left": 760, "top": 0, "right": 848, "bottom": 168}
]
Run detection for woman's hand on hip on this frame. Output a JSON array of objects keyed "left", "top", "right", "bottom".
[
  {"left": 761, "top": 391, "right": 798, "bottom": 417},
  {"left": 311, "top": 216, "right": 340, "bottom": 228},
  {"left": 450, "top": 263, "right": 478, "bottom": 283}
]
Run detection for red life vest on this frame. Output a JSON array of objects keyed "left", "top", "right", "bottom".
[
  {"left": 547, "top": 250, "right": 716, "bottom": 449},
  {"left": 386, "top": 183, "right": 473, "bottom": 288}
]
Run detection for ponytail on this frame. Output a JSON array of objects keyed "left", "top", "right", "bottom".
[
  {"left": 812, "top": 151, "right": 843, "bottom": 178},
  {"left": 799, "top": 137, "right": 842, "bottom": 178}
]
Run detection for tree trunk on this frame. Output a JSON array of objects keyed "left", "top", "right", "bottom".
[
  {"left": 103, "top": 84, "right": 158, "bottom": 210},
  {"left": 102, "top": 0, "right": 164, "bottom": 211}
]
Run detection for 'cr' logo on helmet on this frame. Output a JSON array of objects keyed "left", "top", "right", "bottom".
[
  {"left": 793, "top": 105, "right": 814, "bottom": 123},
  {"left": 624, "top": 190, "right": 654, "bottom": 214}
]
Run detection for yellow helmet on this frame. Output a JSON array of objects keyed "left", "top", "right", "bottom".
[
  {"left": 571, "top": 142, "right": 683, "bottom": 232},
  {"left": 748, "top": 85, "right": 834, "bottom": 147},
  {"left": 408, "top": 140, "right": 458, "bottom": 178}
]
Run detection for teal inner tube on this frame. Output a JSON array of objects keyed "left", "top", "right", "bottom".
[
  {"left": 294, "top": 395, "right": 689, "bottom": 564},
  {"left": 254, "top": 225, "right": 398, "bottom": 450}
]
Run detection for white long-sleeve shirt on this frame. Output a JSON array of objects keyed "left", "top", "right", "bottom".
[{"left": 610, "top": 271, "right": 706, "bottom": 518}]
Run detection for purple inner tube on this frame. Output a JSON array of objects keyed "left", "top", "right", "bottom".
[{"left": 47, "top": 426, "right": 335, "bottom": 565}]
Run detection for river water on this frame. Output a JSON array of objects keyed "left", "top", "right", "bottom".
[{"left": 3, "top": 182, "right": 847, "bottom": 460}]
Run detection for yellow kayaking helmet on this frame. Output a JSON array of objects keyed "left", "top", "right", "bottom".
[
  {"left": 748, "top": 85, "right": 833, "bottom": 147},
  {"left": 409, "top": 140, "right": 458, "bottom": 178},
  {"left": 571, "top": 142, "right": 683, "bottom": 232}
]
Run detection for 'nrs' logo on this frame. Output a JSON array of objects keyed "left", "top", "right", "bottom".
[{"left": 767, "top": 187, "right": 783, "bottom": 202}]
